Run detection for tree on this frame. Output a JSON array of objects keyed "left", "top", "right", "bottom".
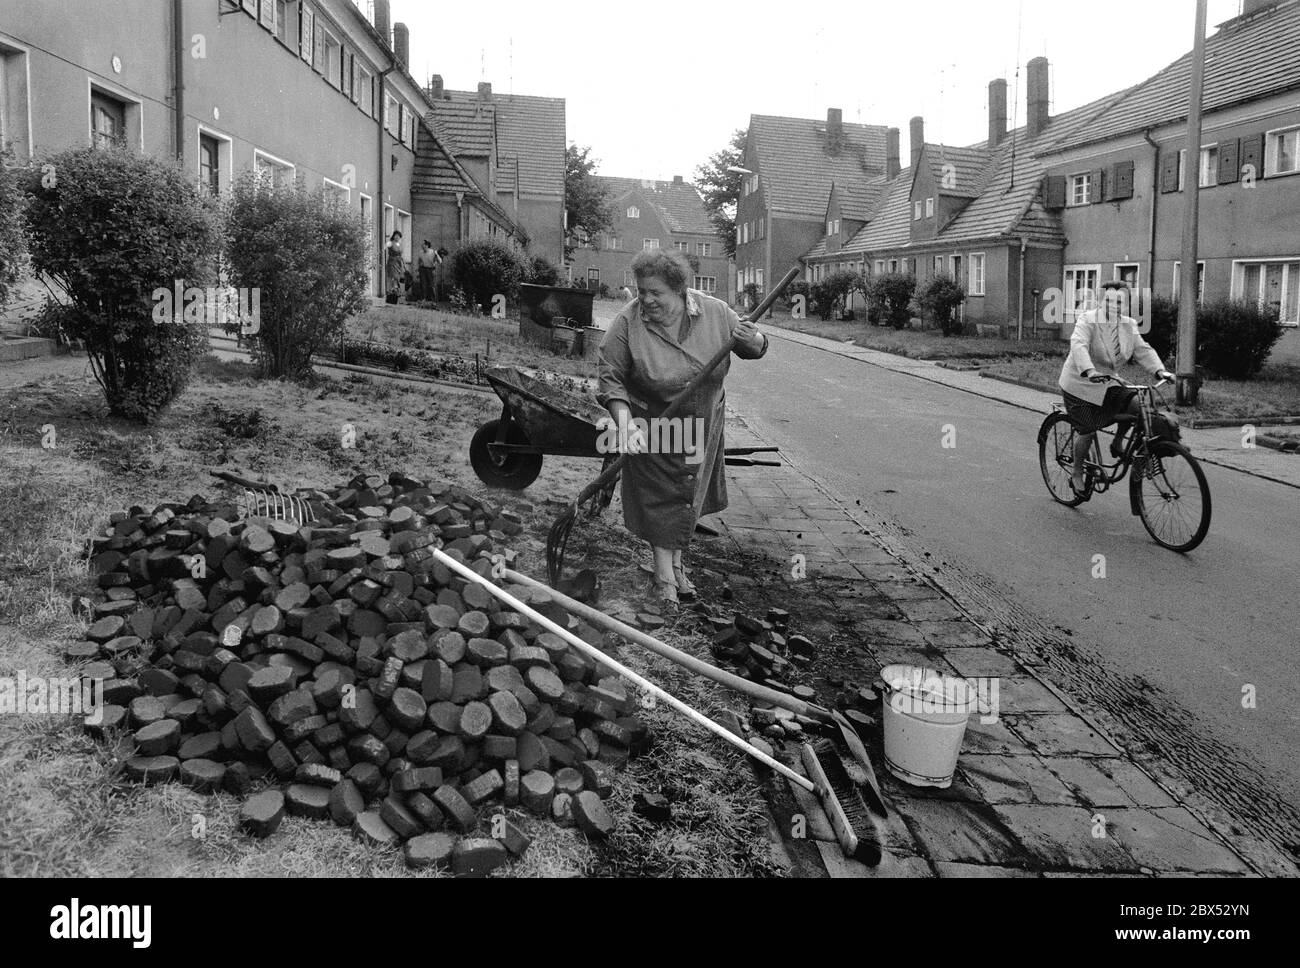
[
  {"left": 694, "top": 128, "right": 746, "bottom": 258},
  {"left": 451, "top": 238, "right": 526, "bottom": 311},
  {"left": 565, "top": 144, "right": 613, "bottom": 260},
  {"left": 0, "top": 150, "right": 26, "bottom": 310}
]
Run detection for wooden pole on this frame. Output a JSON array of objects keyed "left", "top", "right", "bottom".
[{"left": 1176, "top": 0, "right": 1209, "bottom": 406}]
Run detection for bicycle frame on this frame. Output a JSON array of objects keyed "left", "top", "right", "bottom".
[{"left": 1054, "top": 377, "right": 1171, "bottom": 496}]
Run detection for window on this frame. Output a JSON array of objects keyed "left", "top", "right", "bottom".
[
  {"left": 385, "top": 94, "right": 399, "bottom": 134},
  {"left": 969, "top": 253, "right": 986, "bottom": 296},
  {"left": 0, "top": 42, "right": 31, "bottom": 158},
  {"left": 407, "top": 112, "right": 416, "bottom": 148},
  {"left": 1114, "top": 264, "right": 1140, "bottom": 289},
  {"left": 254, "top": 149, "right": 294, "bottom": 190},
  {"left": 259, "top": 0, "right": 277, "bottom": 31},
  {"left": 275, "top": 0, "right": 293, "bottom": 45},
  {"left": 322, "top": 27, "right": 342, "bottom": 88},
  {"left": 827, "top": 220, "right": 834, "bottom": 236},
  {"left": 623, "top": 269, "right": 634, "bottom": 286},
  {"left": 888, "top": 259, "right": 899, "bottom": 273},
  {"left": 875, "top": 260, "right": 886, "bottom": 275},
  {"left": 197, "top": 130, "right": 232, "bottom": 196},
  {"left": 299, "top": 5, "right": 314, "bottom": 63},
  {"left": 759, "top": 217, "right": 766, "bottom": 239},
  {"left": 1068, "top": 172, "right": 1092, "bottom": 206},
  {"left": 90, "top": 90, "right": 126, "bottom": 150},
  {"left": 1265, "top": 126, "right": 1300, "bottom": 177},
  {"left": 913, "top": 201, "right": 923, "bottom": 220},
  {"left": 1172, "top": 261, "right": 1206, "bottom": 304},
  {"left": 357, "top": 66, "right": 373, "bottom": 116},
  {"left": 1064, "top": 266, "right": 1100, "bottom": 321},
  {"left": 588, "top": 268, "right": 600, "bottom": 287},
  {"left": 951, "top": 254, "right": 963, "bottom": 282},
  {"left": 398, "top": 210, "right": 412, "bottom": 261},
  {"left": 698, "top": 242, "right": 711, "bottom": 257},
  {"left": 1233, "top": 260, "right": 1300, "bottom": 325},
  {"left": 1199, "top": 145, "right": 1218, "bottom": 188},
  {"left": 676, "top": 241, "right": 690, "bottom": 252},
  {"left": 933, "top": 255, "right": 945, "bottom": 276},
  {"left": 925, "top": 198, "right": 935, "bottom": 218},
  {"left": 756, "top": 269, "right": 764, "bottom": 292},
  {"left": 607, "top": 236, "right": 619, "bottom": 250},
  {"left": 1177, "top": 149, "right": 1187, "bottom": 191},
  {"left": 627, "top": 206, "right": 640, "bottom": 219},
  {"left": 694, "top": 276, "right": 717, "bottom": 294},
  {"left": 643, "top": 239, "right": 659, "bottom": 251},
  {"left": 323, "top": 177, "right": 350, "bottom": 209},
  {"left": 741, "top": 223, "right": 749, "bottom": 244}
]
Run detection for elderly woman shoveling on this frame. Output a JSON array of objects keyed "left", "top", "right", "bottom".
[{"left": 596, "top": 250, "right": 769, "bottom": 605}]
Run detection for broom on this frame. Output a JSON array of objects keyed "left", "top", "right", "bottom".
[{"left": 546, "top": 266, "right": 802, "bottom": 586}]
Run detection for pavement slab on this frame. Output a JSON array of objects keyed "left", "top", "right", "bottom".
[
  {"left": 990, "top": 804, "right": 1140, "bottom": 873},
  {"left": 1005, "top": 714, "right": 1124, "bottom": 757},
  {"left": 1104, "top": 807, "right": 1252, "bottom": 874},
  {"left": 892, "top": 798, "right": 1027, "bottom": 867},
  {"left": 960, "top": 755, "right": 1084, "bottom": 807},
  {"left": 1043, "top": 757, "right": 1179, "bottom": 810}
]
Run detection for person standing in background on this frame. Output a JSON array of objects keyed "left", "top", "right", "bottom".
[{"left": 417, "top": 241, "right": 442, "bottom": 305}]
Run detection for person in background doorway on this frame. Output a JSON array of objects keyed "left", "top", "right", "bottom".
[
  {"left": 417, "top": 241, "right": 442, "bottom": 305},
  {"left": 385, "top": 231, "right": 405, "bottom": 304}
]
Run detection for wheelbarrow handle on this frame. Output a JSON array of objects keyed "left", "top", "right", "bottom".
[{"left": 571, "top": 267, "right": 801, "bottom": 509}]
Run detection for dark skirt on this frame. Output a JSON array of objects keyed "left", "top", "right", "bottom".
[{"left": 1062, "top": 386, "right": 1138, "bottom": 434}]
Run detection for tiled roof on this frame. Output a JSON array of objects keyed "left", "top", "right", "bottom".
[
  {"left": 838, "top": 168, "right": 915, "bottom": 254},
  {"left": 1047, "top": 0, "right": 1300, "bottom": 152},
  {"left": 411, "top": 122, "right": 524, "bottom": 240},
  {"left": 425, "top": 98, "right": 495, "bottom": 156},
  {"left": 596, "top": 176, "right": 714, "bottom": 234},
  {"left": 448, "top": 90, "right": 566, "bottom": 197},
  {"left": 750, "top": 113, "right": 892, "bottom": 217},
  {"left": 834, "top": 179, "right": 886, "bottom": 220},
  {"left": 924, "top": 144, "right": 992, "bottom": 199},
  {"left": 496, "top": 156, "right": 518, "bottom": 194}
]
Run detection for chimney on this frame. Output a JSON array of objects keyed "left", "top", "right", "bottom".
[
  {"left": 909, "top": 116, "right": 924, "bottom": 170},
  {"left": 429, "top": 74, "right": 445, "bottom": 100},
  {"left": 988, "top": 78, "right": 1008, "bottom": 147},
  {"left": 373, "top": 0, "right": 391, "bottom": 46},
  {"left": 886, "top": 127, "right": 901, "bottom": 179},
  {"left": 827, "top": 107, "right": 843, "bottom": 140},
  {"left": 392, "top": 23, "right": 409, "bottom": 68},
  {"left": 1241, "top": 0, "right": 1280, "bottom": 17},
  {"left": 673, "top": 175, "right": 684, "bottom": 184},
  {"left": 478, "top": 81, "right": 493, "bottom": 102},
  {"left": 1027, "top": 56, "right": 1050, "bottom": 138}
]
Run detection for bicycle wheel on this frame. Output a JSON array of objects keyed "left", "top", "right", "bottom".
[
  {"left": 1132, "top": 441, "right": 1211, "bottom": 552},
  {"left": 1038, "top": 413, "right": 1088, "bottom": 507}
]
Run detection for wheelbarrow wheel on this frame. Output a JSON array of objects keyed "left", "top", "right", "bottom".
[{"left": 470, "top": 419, "right": 543, "bottom": 490}]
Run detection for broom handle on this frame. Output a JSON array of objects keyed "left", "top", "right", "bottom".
[
  {"left": 505, "top": 568, "right": 834, "bottom": 724},
  {"left": 573, "top": 266, "right": 802, "bottom": 508},
  {"left": 432, "top": 549, "right": 818, "bottom": 793}
]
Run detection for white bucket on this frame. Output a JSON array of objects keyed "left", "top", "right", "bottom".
[{"left": 879, "top": 665, "right": 976, "bottom": 789}]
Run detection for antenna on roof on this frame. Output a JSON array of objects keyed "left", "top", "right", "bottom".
[
  {"left": 509, "top": 37, "right": 514, "bottom": 95},
  {"left": 1008, "top": 0, "right": 1024, "bottom": 193}
]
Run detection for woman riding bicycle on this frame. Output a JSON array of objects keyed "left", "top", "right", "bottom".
[{"left": 1058, "top": 281, "right": 1175, "bottom": 494}]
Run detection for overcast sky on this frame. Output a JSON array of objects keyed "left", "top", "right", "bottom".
[{"left": 390, "top": 0, "right": 1243, "bottom": 182}]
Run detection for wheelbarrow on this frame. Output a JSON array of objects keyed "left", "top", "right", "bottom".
[{"left": 469, "top": 365, "right": 780, "bottom": 491}]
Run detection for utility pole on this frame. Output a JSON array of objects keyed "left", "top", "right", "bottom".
[{"left": 1176, "top": 0, "right": 1209, "bottom": 406}]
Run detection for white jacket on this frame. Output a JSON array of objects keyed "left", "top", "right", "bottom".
[{"left": 1059, "top": 309, "right": 1166, "bottom": 405}]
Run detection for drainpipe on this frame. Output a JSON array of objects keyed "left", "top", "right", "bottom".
[
  {"left": 1142, "top": 128, "right": 1160, "bottom": 299},
  {"left": 173, "top": 0, "right": 185, "bottom": 163},
  {"left": 1017, "top": 235, "right": 1028, "bottom": 340},
  {"left": 377, "top": 67, "right": 395, "bottom": 297}
]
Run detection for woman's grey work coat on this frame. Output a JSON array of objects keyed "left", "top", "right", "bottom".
[{"left": 597, "top": 288, "right": 768, "bottom": 550}]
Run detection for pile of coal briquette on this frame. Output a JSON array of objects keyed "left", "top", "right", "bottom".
[{"left": 70, "top": 471, "right": 650, "bottom": 875}]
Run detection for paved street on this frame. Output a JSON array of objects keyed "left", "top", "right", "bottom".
[{"left": 725, "top": 329, "right": 1300, "bottom": 854}]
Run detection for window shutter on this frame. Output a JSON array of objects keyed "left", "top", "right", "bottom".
[
  {"left": 1110, "top": 160, "right": 1135, "bottom": 200},
  {"left": 259, "top": 0, "right": 275, "bottom": 29},
  {"left": 299, "top": 6, "right": 313, "bottom": 62},
  {"left": 351, "top": 57, "right": 360, "bottom": 104},
  {"left": 1240, "top": 134, "right": 1263, "bottom": 180},
  {"left": 1215, "top": 138, "right": 1240, "bottom": 184},
  {"left": 312, "top": 20, "right": 325, "bottom": 73},
  {"left": 1042, "top": 174, "right": 1066, "bottom": 209},
  {"left": 241, "top": 0, "right": 257, "bottom": 15},
  {"left": 1160, "top": 150, "right": 1180, "bottom": 193},
  {"left": 1090, "top": 168, "right": 1106, "bottom": 203}
]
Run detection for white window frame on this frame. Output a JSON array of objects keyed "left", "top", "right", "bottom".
[
  {"left": 87, "top": 77, "right": 144, "bottom": 151},
  {"left": 1172, "top": 260, "right": 1206, "bottom": 305},
  {"left": 397, "top": 209, "right": 412, "bottom": 261},
  {"left": 875, "top": 260, "right": 886, "bottom": 275},
  {"left": 698, "top": 242, "right": 712, "bottom": 257},
  {"left": 969, "top": 252, "right": 987, "bottom": 296},
  {"left": 274, "top": 0, "right": 292, "bottom": 46},
  {"left": 913, "top": 201, "right": 923, "bottom": 220},
  {"left": 1231, "top": 258, "right": 1299, "bottom": 325},
  {"left": 1198, "top": 144, "right": 1218, "bottom": 188},
  {"left": 1177, "top": 149, "right": 1187, "bottom": 191},
  {"left": 623, "top": 269, "right": 634, "bottom": 286},
  {"left": 950, "top": 254, "right": 963, "bottom": 281},
  {"left": 888, "top": 259, "right": 899, "bottom": 273},
  {"left": 385, "top": 93, "right": 399, "bottom": 135},
  {"left": 932, "top": 255, "right": 944, "bottom": 276},
  {"left": 360, "top": 193, "right": 375, "bottom": 290},
  {"left": 357, "top": 66, "right": 373, "bottom": 117},
  {"left": 694, "top": 275, "right": 717, "bottom": 294},
  {"left": 321, "top": 25, "right": 342, "bottom": 89},
  {"left": 196, "top": 124, "right": 233, "bottom": 196},
  {"left": 322, "top": 176, "right": 351, "bottom": 208},
  {"left": 676, "top": 241, "right": 690, "bottom": 252},
  {"left": 925, "top": 197, "right": 935, "bottom": 218},
  {"left": 0, "top": 35, "right": 33, "bottom": 160},
  {"left": 627, "top": 206, "right": 640, "bottom": 219},
  {"left": 1068, "top": 172, "right": 1092, "bottom": 206},
  {"left": 607, "top": 236, "right": 619, "bottom": 251},
  {"left": 643, "top": 238, "right": 660, "bottom": 251},
  {"left": 1064, "top": 264, "right": 1101, "bottom": 320},
  {"left": 1264, "top": 124, "right": 1300, "bottom": 178},
  {"left": 253, "top": 148, "right": 295, "bottom": 190}
]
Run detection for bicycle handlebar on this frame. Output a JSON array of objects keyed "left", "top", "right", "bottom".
[{"left": 1092, "top": 374, "right": 1172, "bottom": 391}]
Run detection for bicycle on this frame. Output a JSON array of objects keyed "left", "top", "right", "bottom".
[{"left": 1038, "top": 376, "right": 1212, "bottom": 553}]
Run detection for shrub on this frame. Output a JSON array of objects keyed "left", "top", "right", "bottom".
[
  {"left": 224, "top": 173, "right": 371, "bottom": 380},
  {"left": 22, "top": 146, "right": 220, "bottom": 421},
  {"left": 865, "top": 273, "right": 917, "bottom": 329},
  {"left": 0, "top": 150, "right": 25, "bottom": 310},
  {"left": 918, "top": 275, "right": 967, "bottom": 336},
  {"left": 785, "top": 280, "right": 811, "bottom": 312},
  {"left": 451, "top": 238, "right": 525, "bottom": 311},
  {"left": 1143, "top": 296, "right": 1282, "bottom": 379},
  {"left": 526, "top": 255, "right": 560, "bottom": 286}
]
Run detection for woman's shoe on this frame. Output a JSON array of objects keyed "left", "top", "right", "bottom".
[
  {"left": 649, "top": 574, "right": 679, "bottom": 607},
  {"left": 671, "top": 565, "right": 696, "bottom": 601}
]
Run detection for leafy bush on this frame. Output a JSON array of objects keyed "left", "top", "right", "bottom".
[
  {"left": 22, "top": 146, "right": 220, "bottom": 421},
  {"left": 785, "top": 280, "right": 810, "bottom": 311},
  {"left": 451, "top": 238, "right": 525, "bottom": 312},
  {"left": 918, "top": 275, "right": 967, "bottom": 336},
  {"left": 1144, "top": 296, "right": 1282, "bottom": 379},
  {"left": 526, "top": 255, "right": 560, "bottom": 286},
  {"left": 865, "top": 273, "right": 917, "bottom": 329},
  {"left": 810, "top": 270, "right": 860, "bottom": 321},
  {"left": 224, "top": 173, "right": 371, "bottom": 380},
  {"left": 0, "top": 150, "right": 25, "bottom": 309}
]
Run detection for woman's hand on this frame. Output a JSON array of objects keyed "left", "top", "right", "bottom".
[{"left": 734, "top": 319, "right": 764, "bottom": 352}]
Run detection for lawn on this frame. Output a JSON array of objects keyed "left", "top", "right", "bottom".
[
  {"left": 766, "top": 310, "right": 1066, "bottom": 361},
  {"left": 0, "top": 353, "right": 783, "bottom": 878},
  {"left": 983, "top": 356, "right": 1300, "bottom": 421},
  {"left": 345, "top": 303, "right": 598, "bottom": 381}
]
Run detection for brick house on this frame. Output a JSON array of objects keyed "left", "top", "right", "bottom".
[
  {"left": 568, "top": 175, "right": 731, "bottom": 301},
  {"left": 0, "top": 0, "right": 529, "bottom": 296},
  {"left": 736, "top": 109, "right": 896, "bottom": 300}
]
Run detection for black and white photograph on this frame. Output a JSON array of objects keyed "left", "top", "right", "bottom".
[{"left": 0, "top": 0, "right": 1292, "bottom": 939}]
